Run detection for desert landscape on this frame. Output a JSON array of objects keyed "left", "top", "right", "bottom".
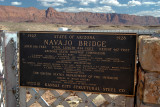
[
  {"left": 0, "top": 6, "right": 160, "bottom": 26},
  {"left": 0, "top": 4, "right": 160, "bottom": 107},
  {"left": 0, "top": 6, "right": 159, "bottom": 32},
  {"left": 0, "top": 22, "right": 160, "bottom": 33}
]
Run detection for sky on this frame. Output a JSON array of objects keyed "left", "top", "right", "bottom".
[{"left": 0, "top": 0, "right": 160, "bottom": 17}]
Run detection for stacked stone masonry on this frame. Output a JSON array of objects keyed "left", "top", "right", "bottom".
[{"left": 137, "top": 35, "right": 160, "bottom": 107}]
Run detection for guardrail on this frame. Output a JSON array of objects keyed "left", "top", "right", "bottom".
[{"left": 77, "top": 29, "right": 159, "bottom": 35}]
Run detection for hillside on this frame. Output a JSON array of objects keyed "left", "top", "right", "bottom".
[{"left": 0, "top": 6, "right": 160, "bottom": 25}]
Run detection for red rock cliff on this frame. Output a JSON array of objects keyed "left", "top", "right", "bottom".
[{"left": 0, "top": 6, "right": 160, "bottom": 25}]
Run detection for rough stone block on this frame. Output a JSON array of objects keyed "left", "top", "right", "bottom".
[
  {"left": 143, "top": 73, "right": 160, "bottom": 104},
  {"left": 139, "top": 36, "right": 160, "bottom": 72},
  {"left": 137, "top": 68, "right": 145, "bottom": 101}
]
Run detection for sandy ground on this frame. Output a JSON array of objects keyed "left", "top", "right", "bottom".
[{"left": 0, "top": 22, "right": 160, "bottom": 32}]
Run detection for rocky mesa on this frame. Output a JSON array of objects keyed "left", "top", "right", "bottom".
[{"left": 0, "top": 5, "right": 160, "bottom": 25}]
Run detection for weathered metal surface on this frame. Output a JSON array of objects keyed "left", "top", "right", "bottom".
[
  {"left": 19, "top": 32, "right": 137, "bottom": 96},
  {"left": 4, "top": 32, "right": 17, "bottom": 107}
]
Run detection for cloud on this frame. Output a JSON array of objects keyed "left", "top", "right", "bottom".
[
  {"left": 0, "top": 0, "right": 4, "bottom": 1},
  {"left": 41, "top": 2, "right": 63, "bottom": 7},
  {"left": 37, "top": 0, "right": 67, "bottom": 7},
  {"left": 56, "top": 6, "right": 115, "bottom": 13},
  {"left": 72, "top": 0, "right": 98, "bottom": 6},
  {"left": 134, "top": 9, "right": 160, "bottom": 17},
  {"left": 100, "top": 0, "right": 127, "bottom": 7},
  {"left": 141, "top": 1, "right": 160, "bottom": 6},
  {"left": 155, "top": 1, "right": 160, "bottom": 6},
  {"left": 128, "top": 0, "right": 141, "bottom": 6},
  {"left": 142, "top": 2, "right": 155, "bottom": 5},
  {"left": 11, "top": 2, "right": 22, "bottom": 5},
  {"left": 37, "top": 0, "right": 66, "bottom": 3}
]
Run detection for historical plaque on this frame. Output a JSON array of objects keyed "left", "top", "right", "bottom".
[{"left": 19, "top": 31, "right": 137, "bottom": 96}]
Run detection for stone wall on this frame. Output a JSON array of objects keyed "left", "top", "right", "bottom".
[{"left": 137, "top": 35, "right": 160, "bottom": 107}]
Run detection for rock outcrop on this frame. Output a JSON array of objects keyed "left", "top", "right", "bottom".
[
  {"left": 137, "top": 35, "right": 160, "bottom": 106},
  {"left": 139, "top": 36, "right": 160, "bottom": 72},
  {"left": 0, "top": 5, "right": 160, "bottom": 25}
]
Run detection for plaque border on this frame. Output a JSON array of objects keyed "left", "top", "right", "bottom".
[{"left": 18, "top": 31, "right": 138, "bottom": 97}]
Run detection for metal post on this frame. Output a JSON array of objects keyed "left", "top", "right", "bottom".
[{"left": 4, "top": 32, "right": 17, "bottom": 107}]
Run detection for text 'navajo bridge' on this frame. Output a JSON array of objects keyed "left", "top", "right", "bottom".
[{"left": 19, "top": 31, "right": 137, "bottom": 96}]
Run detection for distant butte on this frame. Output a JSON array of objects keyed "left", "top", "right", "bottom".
[{"left": 0, "top": 5, "right": 160, "bottom": 25}]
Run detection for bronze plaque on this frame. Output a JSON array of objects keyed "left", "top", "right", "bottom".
[{"left": 19, "top": 31, "right": 137, "bottom": 96}]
